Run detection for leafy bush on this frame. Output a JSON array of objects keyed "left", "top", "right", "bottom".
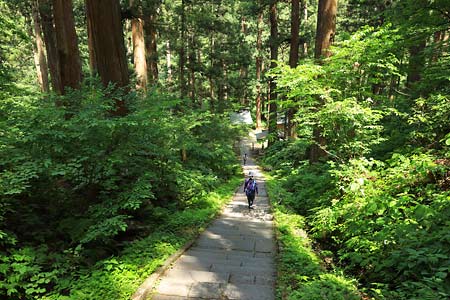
[
  {"left": 0, "top": 80, "right": 242, "bottom": 298},
  {"left": 266, "top": 177, "right": 361, "bottom": 300}
]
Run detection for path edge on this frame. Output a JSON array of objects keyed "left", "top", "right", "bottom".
[{"left": 130, "top": 183, "right": 243, "bottom": 300}]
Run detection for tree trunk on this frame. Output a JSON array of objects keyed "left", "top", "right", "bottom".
[
  {"left": 240, "top": 16, "right": 248, "bottom": 106},
  {"left": 130, "top": 0, "right": 148, "bottom": 91},
  {"left": 179, "top": 0, "right": 187, "bottom": 98},
  {"left": 301, "top": 0, "right": 308, "bottom": 57},
  {"left": 310, "top": 0, "right": 337, "bottom": 162},
  {"left": 166, "top": 40, "right": 172, "bottom": 82},
  {"left": 52, "top": 0, "right": 81, "bottom": 94},
  {"left": 144, "top": 13, "right": 159, "bottom": 83},
  {"left": 31, "top": 0, "right": 49, "bottom": 93},
  {"left": 314, "top": 0, "right": 337, "bottom": 59},
  {"left": 188, "top": 34, "right": 196, "bottom": 102},
  {"left": 268, "top": 0, "right": 278, "bottom": 146},
  {"left": 256, "top": 10, "right": 263, "bottom": 130},
  {"left": 218, "top": 59, "right": 226, "bottom": 113},
  {"left": 38, "top": 0, "right": 61, "bottom": 94},
  {"left": 286, "top": 0, "right": 300, "bottom": 138},
  {"left": 289, "top": 0, "right": 300, "bottom": 67},
  {"left": 209, "top": 33, "right": 215, "bottom": 111},
  {"left": 85, "top": 0, "right": 129, "bottom": 115},
  {"left": 407, "top": 40, "right": 426, "bottom": 85}
]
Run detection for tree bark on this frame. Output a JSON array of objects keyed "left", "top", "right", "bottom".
[
  {"left": 218, "top": 58, "right": 226, "bottom": 113},
  {"left": 38, "top": 0, "right": 61, "bottom": 94},
  {"left": 314, "top": 0, "right": 337, "bottom": 59},
  {"left": 289, "top": 0, "right": 300, "bottom": 67},
  {"left": 144, "top": 13, "right": 159, "bottom": 83},
  {"left": 209, "top": 33, "right": 215, "bottom": 111},
  {"left": 256, "top": 10, "right": 263, "bottom": 130},
  {"left": 52, "top": 0, "right": 82, "bottom": 93},
  {"left": 239, "top": 16, "right": 249, "bottom": 106},
  {"left": 85, "top": 0, "right": 129, "bottom": 115},
  {"left": 301, "top": 0, "right": 308, "bottom": 57},
  {"left": 130, "top": 0, "right": 148, "bottom": 91},
  {"left": 31, "top": 0, "right": 49, "bottom": 93},
  {"left": 268, "top": 0, "right": 278, "bottom": 146},
  {"left": 179, "top": 0, "right": 187, "bottom": 98},
  {"left": 286, "top": 0, "right": 300, "bottom": 139}
]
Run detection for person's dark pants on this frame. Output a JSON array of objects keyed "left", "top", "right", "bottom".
[{"left": 247, "top": 193, "right": 255, "bottom": 207}]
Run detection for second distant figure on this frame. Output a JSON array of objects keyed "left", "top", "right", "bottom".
[
  {"left": 244, "top": 171, "right": 258, "bottom": 209},
  {"left": 243, "top": 153, "right": 247, "bottom": 165}
]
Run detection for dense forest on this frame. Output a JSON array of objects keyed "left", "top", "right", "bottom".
[{"left": 0, "top": 0, "right": 449, "bottom": 299}]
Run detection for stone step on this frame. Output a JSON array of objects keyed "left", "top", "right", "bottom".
[
  {"left": 152, "top": 282, "right": 275, "bottom": 300},
  {"left": 148, "top": 145, "right": 276, "bottom": 300},
  {"left": 223, "top": 283, "right": 274, "bottom": 300}
]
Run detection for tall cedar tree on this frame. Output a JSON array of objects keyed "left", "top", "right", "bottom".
[
  {"left": 286, "top": 0, "right": 300, "bottom": 138},
  {"left": 38, "top": 0, "right": 61, "bottom": 94},
  {"left": 31, "top": 0, "right": 49, "bottom": 92},
  {"left": 314, "top": 0, "right": 337, "bottom": 59},
  {"left": 85, "top": 0, "right": 129, "bottom": 116},
  {"left": 130, "top": 0, "right": 148, "bottom": 90},
  {"left": 52, "top": 0, "right": 82, "bottom": 94},
  {"left": 268, "top": 0, "right": 278, "bottom": 146},
  {"left": 179, "top": 0, "right": 187, "bottom": 98},
  {"left": 256, "top": 8, "right": 263, "bottom": 129},
  {"left": 309, "top": 0, "right": 337, "bottom": 163},
  {"left": 144, "top": 13, "right": 159, "bottom": 83}
]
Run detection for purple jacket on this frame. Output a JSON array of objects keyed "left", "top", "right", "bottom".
[{"left": 244, "top": 178, "right": 258, "bottom": 194}]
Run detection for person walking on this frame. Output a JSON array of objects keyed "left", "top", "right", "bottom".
[
  {"left": 244, "top": 172, "right": 258, "bottom": 209},
  {"left": 243, "top": 153, "right": 247, "bottom": 165}
]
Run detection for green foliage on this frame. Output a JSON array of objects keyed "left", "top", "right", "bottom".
[
  {"left": 40, "top": 176, "right": 241, "bottom": 300},
  {"left": 266, "top": 176, "right": 361, "bottom": 300},
  {"left": 264, "top": 6, "right": 450, "bottom": 299},
  {"left": 309, "top": 153, "right": 450, "bottom": 299},
  {"left": 0, "top": 79, "right": 242, "bottom": 299}
]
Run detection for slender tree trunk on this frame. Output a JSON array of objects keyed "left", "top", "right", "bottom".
[
  {"left": 301, "top": 0, "right": 308, "bottom": 57},
  {"left": 85, "top": 0, "right": 129, "bottom": 115},
  {"left": 268, "top": 0, "right": 278, "bottom": 146},
  {"left": 52, "top": 0, "right": 81, "bottom": 94},
  {"left": 188, "top": 34, "right": 196, "bottom": 101},
  {"left": 289, "top": 0, "right": 300, "bottom": 67},
  {"left": 286, "top": 0, "right": 300, "bottom": 138},
  {"left": 179, "top": 0, "right": 187, "bottom": 98},
  {"left": 38, "top": 0, "right": 61, "bottom": 93},
  {"left": 144, "top": 14, "right": 159, "bottom": 83},
  {"left": 209, "top": 33, "right": 215, "bottom": 111},
  {"left": 256, "top": 10, "right": 263, "bottom": 129},
  {"left": 240, "top": 16, "right": 249, "bottom": 106},
  {"left": 196, "top": 48, "right": 203, "bottom": 107},
  {"left": 166, "top": 40, "right": 172, "bottom": 82},
  {"left": 218, "top": 58, "right": 226, "bottom": 113},
  {"left": 314, "top": 0, "right": 337, "bottom": 59},
  {"left": 130, "top": 0, "right": 148, "bottom": 91},
  {"left": 31, "top": 0, "right": 49, "bottom": 93}
]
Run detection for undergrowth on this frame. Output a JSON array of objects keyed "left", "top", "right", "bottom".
[
  {"left": 40, "top": 176, "right": 241, "bottom": 300},
  {"left": 265, "top": 175, "right": 361, "bottom": 300}
]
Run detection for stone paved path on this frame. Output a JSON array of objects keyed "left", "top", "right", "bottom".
[{"left": 150, "top": 139, "right": 276, "bottom": 300}]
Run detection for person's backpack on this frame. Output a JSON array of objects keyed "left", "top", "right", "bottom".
[{"left": 246, "top": 179, "right": 256, "bottom": 196}]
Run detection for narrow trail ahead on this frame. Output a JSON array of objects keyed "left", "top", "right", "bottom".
[{"left": 150, "top": 139, "right": 276, "bottom": 300}]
